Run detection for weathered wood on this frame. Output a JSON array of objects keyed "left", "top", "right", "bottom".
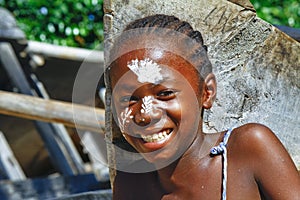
[
  {"left": 275, "top": 25, "right": 300, "bottom": 42},
  {"left": 0, "top": 42, "right": 87, "bottom": 175},
  {"left": 0, "top": 7, "right": 25, "bottom": 40},
  {"left": 0, "top": 131, "right": 26, "bottom": 181},
  {"left": 0, "top": 91, "right": 105, "bottom": 133},
  {"left": 26, "top": 41, "right": 104, "bottom": 63},
  {"left": 104, "top": 0, "right": 300, "bottom": 186}
]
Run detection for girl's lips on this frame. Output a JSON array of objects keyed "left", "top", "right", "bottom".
[
  {"left": 137, "top": 128, "right": 174, "bottom": 151},
  {"left": 140, "top": 128, "right": 172, "bottom": 143}
]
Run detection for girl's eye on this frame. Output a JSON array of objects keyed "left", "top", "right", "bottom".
[
  {"left": 157, "top": 89, "right": 177, "bottom": 100},
  {"left": 120, "top": 96, "right": 139, "bottom": 105}
]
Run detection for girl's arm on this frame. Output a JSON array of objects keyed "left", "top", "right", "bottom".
[{"left": 237, "top": 123, "right": 300, "bottom": 199}]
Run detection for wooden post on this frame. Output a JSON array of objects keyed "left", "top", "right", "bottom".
[{"left": 0, "top": 131, "right": 26, "bottom": 181}]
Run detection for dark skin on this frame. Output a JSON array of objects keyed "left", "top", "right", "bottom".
[{"left": 110, "top": 40, "right": 300, "bottom": 199}]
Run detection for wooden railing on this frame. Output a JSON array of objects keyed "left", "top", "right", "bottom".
[{"left": 0, "top": 90, "right": 105, "bottom": 133}]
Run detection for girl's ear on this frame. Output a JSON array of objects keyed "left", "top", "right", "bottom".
[{"left": 202, "top": 73, "right": 217, "bottom": 109}]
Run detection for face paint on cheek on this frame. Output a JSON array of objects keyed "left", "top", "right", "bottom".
[
  {"left": 118, "top": 107, "right": 133, "bottom": 133},
  {"left": 127, "top": 58, "right": 163, "bottom": 84}
]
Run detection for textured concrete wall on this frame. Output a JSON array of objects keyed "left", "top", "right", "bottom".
[{"left": 104, "top": 0, "right": 300, "bottom": 172}]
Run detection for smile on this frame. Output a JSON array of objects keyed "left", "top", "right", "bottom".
[{"left": 140, "top": 129, "right": 172, "bottom": 143}]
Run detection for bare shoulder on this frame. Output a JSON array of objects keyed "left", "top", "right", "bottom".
[
  {"left": 227, "top": 123, "right": 296, "bottom": 166},
  {"left": 228, "top": 123, "right": 300, "bottom": 199},
  {"left": 228, "top": 123, "right": 284, "bottom": 154},
  {"left": 232, "top": 123, "right": 276, "bottom": 140}
]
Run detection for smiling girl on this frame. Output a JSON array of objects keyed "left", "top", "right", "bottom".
[{"left": 106, "top": 14, "right": 300, "bottom": 200}]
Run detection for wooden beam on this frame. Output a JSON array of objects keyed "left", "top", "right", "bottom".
[
  {"left": 0, "top": 131, "right": 26, "bottom": 181},
  {"left": 26, "top": 41, "right": 104, "bottom": 63},
  {"left": 0, "top": 90, "right": 105, "bottom": 133}
]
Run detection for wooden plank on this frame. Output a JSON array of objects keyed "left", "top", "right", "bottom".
[
  {"left": 0, "top": 42, "right": 86, "bottom": 175},
  {"left": 0, "top": 131, "right": 26, "bottom": 181},
  {"left": 0, "top": 90, "right": 105, "bottom": 133},
  {"left": 26, "top": 41, "right": 104, "bottom": 63}
]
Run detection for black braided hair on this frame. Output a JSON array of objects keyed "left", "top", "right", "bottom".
[
  {"left": 124, "top": 14, "right": 207, "bottom": 51},
  {"left": 109, "top": 14, "right": 212, "bottom": 79}
]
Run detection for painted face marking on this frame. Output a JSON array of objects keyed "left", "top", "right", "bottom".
[
  {"left": 127, "top": 58, "right": 163, "bottom": 84},
  {"left": 118, "top": 107, "right": 133, "bottom": 133},
  {"left": 141, "top": 96, "right": 154, "bottom": 114}
]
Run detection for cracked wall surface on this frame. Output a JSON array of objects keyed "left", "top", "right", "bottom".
[{"left": 104, "top": 0, "right": 300, "bottom": 174}]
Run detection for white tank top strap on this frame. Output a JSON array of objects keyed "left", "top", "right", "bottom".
[{"left": 210, "top": 128, "right": 234, "bottom": 200}]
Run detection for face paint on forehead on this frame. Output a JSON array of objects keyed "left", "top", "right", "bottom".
[{"left": 127, "top": 58, "right": 163, "bottom": 84}]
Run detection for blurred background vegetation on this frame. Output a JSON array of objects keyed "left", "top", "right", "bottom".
[
  {"left": 250, "top": 0, "right": 300, "bottom": 28},
  {"left": 0, "top": 0, "right": 103, "bottom": 49},
  {"left": 0, "top": 0, "right": 299, "bottom": 49}
]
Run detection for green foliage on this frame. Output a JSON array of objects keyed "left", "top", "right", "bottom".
[
  {"left": 1, "top": 0, "right": 299, "bottom": 50},
  {"left": 250, "top": 0, "right": 300, "bottom": 28},
  {"left": 0, "top": 0, "right": 104, "bottom": 49}
]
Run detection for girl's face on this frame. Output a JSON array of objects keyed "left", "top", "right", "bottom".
[{"left": 110, "top": 48, "right": 208, "bottom": 164}]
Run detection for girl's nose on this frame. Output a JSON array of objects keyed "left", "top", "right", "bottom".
[{"left": 134, "top": 105, "right": 162, "bottom": 126}]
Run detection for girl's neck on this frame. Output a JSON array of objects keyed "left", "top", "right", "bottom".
[{"left": 156, "top": 130, "right": 222, "bottom": 193}]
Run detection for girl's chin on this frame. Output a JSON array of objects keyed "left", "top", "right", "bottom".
[
  {"left": 141, "top": 153, "right": 173, "bottom": 165},
  {"left": 139, "top": 145, "right": 184, "bottom": 166},
  {"left": 138, "top": 139, "right": 196, "bottom": 167}
]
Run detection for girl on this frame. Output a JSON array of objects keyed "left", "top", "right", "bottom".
[{"left": 106, "top": 14, "right": 300, "bottom": 199}]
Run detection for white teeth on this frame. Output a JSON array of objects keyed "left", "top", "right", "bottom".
[{"left": 141, "top": 130, "right": 170, "bottom": 143}]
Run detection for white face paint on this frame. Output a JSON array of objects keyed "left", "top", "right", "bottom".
[
  {"left": 127, "top": 58, "right": 163, "bottom": 84},
  {"left": 118, "top": 58, "right": 160, "bottom": 133},
  {"left": 118, "top": 96, "right": 155, "bottom": 134},
  {"left": 118, "top": 107, "right": 133, "bottom": 133},
  {"left": 141, "top": 96, "right": 154, "bottom": 114}
]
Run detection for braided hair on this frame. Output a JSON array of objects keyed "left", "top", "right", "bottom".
[
  {"left": 124, "top": 14, "right": 207, "bottom": 50},
  {"left": 108, "top": 14, "right": 212, "bottom": 80}
]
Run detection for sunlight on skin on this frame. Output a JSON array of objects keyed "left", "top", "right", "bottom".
[
  {"left": 117, "top": 58, "right": 161, "bottom": 134},
  {"left": 127, "top": 58, "right": 163, "bottom": 84}
]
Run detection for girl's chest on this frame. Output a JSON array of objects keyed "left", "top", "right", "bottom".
[
  {"left": 146, "top": 157, "right": 259, "bottom": 200},
  {"left": 147, "top": 160, "right": 223, "bottom": 199}
]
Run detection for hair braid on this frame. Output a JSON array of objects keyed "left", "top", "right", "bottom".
[
  {"left": 125, "top": 14, "right": 206, "bottom": 48},
  {"left": 111, "top": 14, "right": 212, "bottom": 79}
]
